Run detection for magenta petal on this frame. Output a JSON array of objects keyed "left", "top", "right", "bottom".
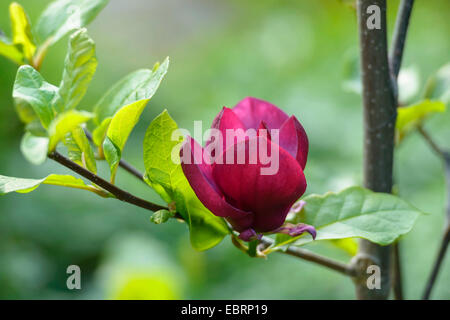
[
  {"left": 232, "top": 97, "right": 289, "bottom": 130},
  {"left": 180, "top": 136, "right": 250, "bottom": 219},
  {"left": 279, "top": 116, "right": 309, "bottom": 169},
  {"left": 208, "top": 107, "right": 246, "bottom": 152},
  {"left": 212, "top": 136, "right": 307, "bottom": 232},
  {"left": 257, "top": 121, "right": 271, "bottom": 140},
  {"left": 273, "top": 223, "right": 316, "bottom": 239}
]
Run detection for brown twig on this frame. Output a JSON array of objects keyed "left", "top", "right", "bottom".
[
  {"left": 418, "top": 126, "right": 450, "bottom": 299},
  {"left": 388, "top": 0, "right": 415, "bottom": 300},
  {"left": 83, "top": 129, "right": 146, "bottom": 182},
  {"left": 389, "top": 0, "right": 414, "bottom": 80},
  {"left": 48, "top": 151, "right": 166, "bottom": 213},
  {"left": 260, "top": 237, "right": 357, "bottom": 277}
]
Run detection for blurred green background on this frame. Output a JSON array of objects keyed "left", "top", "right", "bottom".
[{"left": 0, "top": 0, "right": 449, "bottom": 299}]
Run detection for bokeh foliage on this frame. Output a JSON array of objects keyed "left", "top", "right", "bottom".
[{"left": 0, "top": 0, "right": 449, "bottom": 299}]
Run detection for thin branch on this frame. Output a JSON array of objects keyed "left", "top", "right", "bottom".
[
  {"left": 392, "top": 242, "right": 404, "bottom": 299},
  {"left": 389, "top": 0, "right": 414, "bottom": 80},
  {"left": 48, "top": 151, "right": 166, "bottom": 213},
  {"left": 260, "top": 237, "right": 357, "bottom": 277},
  {"left": 83, "top": 129, "right": 146, "bottom": 182},
  {"left": 418, "top": 127, "right": 450, "bottom": 299},
  {"left": 387, "top": 0, "right": 414, "bottom": 300},
  {"left": 418, "top": 126, "right": 447, "bottom": 156},
  {"left": 423, "top": 227, "right": 450, "bottom": 299}
]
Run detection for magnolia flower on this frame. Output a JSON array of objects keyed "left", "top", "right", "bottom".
[{"left": 180, "top": 97, "right": 316, "bottom": 241}]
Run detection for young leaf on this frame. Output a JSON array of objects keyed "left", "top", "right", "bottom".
[
  {"left": 14, "top": 99, "right": 37, "bottom": 124},
  {"left": 0, "top": 37, "right": 24, "bottom": 65},
  {"left": 48, "top": 110, "right": 94, "bottom": 151},
  {"left": 396, "top": 99, "right": 446, "bottom": 142},
  {"left": 64, "top": 127, "right": 97, "bottom": 173},
  {"left": 53, "top": 28, "right": 97, "bottom": 113},
  {"left": 102, "top": 58, "right": 169, "bottom": 181},
  {"left": 0, "top": 174, "right": 109, "bottom": 197},
  {"left": 424, "top": 63, "right": 450, "bottom": 104},
  {"left": 20, "top": 132, "right": 49, "bottom": 165},
  {"left": 273, "top": 186, "right": 422, "bottom": 250},
  {"left": 93, "top": 58, "right": 170, "bottom": 124},
  {"left": 13, "top": 65, "right": 58, "bottom": 128},
  {"left": 92, "top": 117, "right": 111, "bottom": 147},
  {"left": 143, "top": 110, "right": 229, "bottom": 251},
  {"left": 24, "top": 120, "right": 47, "bottom": 137},
  {"left": 35, "top": 0, "right": 109, "bottom": 45},
  {"left": 9, "top": 2, "right": 36, "bottom": 62},
  {"left": 150, "top": 209, "right": 174, "bottom": 224},
  {"left": 328, "top": 238, "right": 358, "bottom": 256}
]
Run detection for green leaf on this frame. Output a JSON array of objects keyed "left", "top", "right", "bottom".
[
  {"left": 94, "top": 57, "right": 170, "bottom": 124},
  {"left": 63, "top": 126, "right": 97, "bottom": 173},
  {"left": 53, "top": 28, "right": 97, "bottom": 113},
  {"left": 24, "top": 120, "right": 47, "bottom": 137},
  {"left": 328, "top": 238, "right": 358, "bottom": 256},
  {"left": 103, "top": 99, "right": 146, "bottom": 182},
  {"left": 20, "top": 132, "right": 49, "bottom": 165},
  {"left": 14, "top": 99, "right": 37, "bottom": 124},
  {"left": 48, "top": 110, "right": 94, "bottom": 151},
  {"left": 0, "top": 174, "right": 108, "bottom": 197},
  {"left": 92, "top": 116, "right": 111, "bottom": 146},
  {"left": 424, "top": 63, "right": 450, "bottom": 104},
  {"left": 0, "top": 37, "right": 24, "bottom": 65},
  {"left": 13, "top": 65, "right": 58, "bottom": 128},
  {"left": 273, "top": 186, "right": 422, "bottom": 250},
  {"left": 396, "top": 99, "right": 446, "bottom": 141},
  {"left": 9, "top": 2, "right": 36, "bottom": 62},
  {"left": 102, "top": 58, "right": 169, "bottom": 181},
  {"left": 143, "top": 110, "right": 229, "bottom": 251},
  {"left": 35, "top": 0, "right": 109, "bottom": 45},
  {"left": 150, "top": 209, "right": 174, "bottom": 224}
]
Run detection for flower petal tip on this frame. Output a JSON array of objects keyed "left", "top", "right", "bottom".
[{"left": 274, "top": 223, "right": 316, "bottom": 240}]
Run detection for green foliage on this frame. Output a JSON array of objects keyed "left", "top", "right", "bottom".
[
  {"left": 64, "top": 127, "right": 97, "bottom": 173},
  {"left": 272, "top": 187, "right": 422, "bottom": 250},
  {"left": 13, "top": 65, "right": 58, "bottom": 128},
  {"left": 143, "top": 110, "right": 229, "bottom": 251},
  {"left": 0, "top": 174, "right": 108, "bottom": 197},
  {"left": 424, "top": 63, "right": 450, "bottom": 104},
  {"left": 53, "top": 28, "right": 97, "bottom": 113},
  {"left": 35, "top": 0, "right": 109, "bottom": 45},
  {"left": 0, "top": 2, "right": 34, "bottom": 65},
  {"left": 9, "top": 2, "right": 36, "bottom": 62},
  {"left": 20, "top": 132, "right": 49, "bottom": 165},
  {"left": 101, "top": 58, "right": 169, "bottom": 182},
  {"left": 48, "top": 110, "right": 93, "bottom": 151},
  {"left": 396, "top": 99, "right": 446, "bottom": 142},
  {"left": 328, "top": 238, "right": 358, "bottom": 256},
  {"left": 0, "top": 33, "right": 24, "bottom": 65},
  {"left": 93, "top": 59, "right": 170, "bottom": 124},
  {"left": 150, "top": 209, "right": 174, "bottom": 224}
]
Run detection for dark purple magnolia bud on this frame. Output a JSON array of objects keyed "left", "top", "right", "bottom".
[{"left": 180, "top": 97, "right": 316, "bottom": 241}]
